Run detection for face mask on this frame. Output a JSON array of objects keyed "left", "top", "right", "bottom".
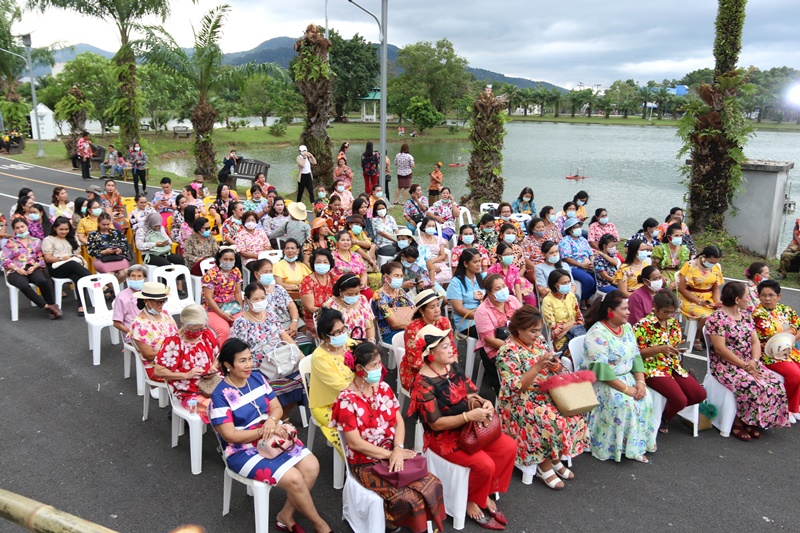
[
  {"left": 398, "top": 240, "right": 409, "bottom": 250},
  {"left": 425, "top": 227, "right": 437, "bottom": 235},
  {"left": 401, "top": 260, "right": 413, "bottom": 269},
  {"left": 648, "top": 279, "right": 664, "bottom": 291},
  {"left": 637, "top": 251, "right": 649, "bottom": 262},
  {"left": 259, "top": 274, "right": 274, "bottom": 285},
  {"left": 533, "top": 230, "right": 545, "bottom": 238},
  {"left": 389, "top": 277, "right": 403, "bottom": 290},
  {"left": 500, "top": 215, "right": 510, "bottom": 221},
  {"left": 314, "top": 263, "right": 331, "bottom": 275},
  {"left": 375, "top": 192, "right": 383, "bottom": 198},
  {"left": 127, "top": 279, "right": 144, "bottom": 291},
  {"left": 81, "top": 206, "right": 87, "bottom": 214},
  {"left": 219, "top": 261, "right": 235, "bottom": 271},
  {"left": 351, "top": 225, "right": 363, "bottom": 235},
  {"left": 200, "top": 230, "right": 211, "bottom": 238},
  {"left": 572, "top": 228, "right": 582, "bottom": 237},
  {"left": 462, "top": 234, "right": 475, "bottom": 244},
  {"left": 16, "top": 230, "right": 29, "bottom": 239},
  {"left": 233, "top": 218, "right": 242, "bottom": 225},
  {"left": 547, "top": 254, "right": 559, "bottom": 264},
  {"left": 558, "top": 283, "right": 572, "bottom": 295},
  {"left": 671, "top": 237, "right": 683, "bottom": 246},
  {"left": 523, "top": 197, "right": 531, "bottom": 202},
  {"left": 244, "top": 221, "right": 257, "bottom": 230},
  {"left": 146, "top": 306, "right": 159, "bottom": 316},
  {"left": 599, "top": 217, "right": 609, "bottom": 225},
  {"left": 651, "top": 230, "right": 660, "bottom": 238},
  {"left": 566, "top": 211, "right": 577, "bottom": 219},
  {"left": 91, "top": 208, "right": 103, "bottom": 217},
  {"left": 329, "top": 332, "right": 347, "bottom": 347},
  {"left": 377, "top": 208, "right": 387, "bottom": 217},
  {"left": 494, "top": 287, "right": 510, "bottom": 302},
  {"left": 285, "top": 254, "right": 298, "bottom": 263},
  {"left": 343, "top": 295, "right": 360, "bottom": 306},
  {"left": 134, "top": 147, "right": 140, "bottom": 152},
  {"left": 250, "top": 299, "right": 269, "bottom": 312},
  {"left": 703, "top": 260, "right": 715, "bottom": 269},
  {"left": 29, "top": 213, "right": 40, "bottom": 221},
  {"left": 577, "top": 200, "right": 585, "bottom": 206},
  {"left": 318, "top": 191, "right": 327, "bottom": 199},
  {"left": 184, "top": 328, "right": 205, "bottom": 339},
  {"left": 606, "top": 246, "right": 617, "bottom": 254},
  {"left": 337, "top": 186, "right": 345, "bottom": 193},
  {"left": 482, "top": 227, "right": 494, "bottom": 234},
  {"left": 363, "top": 367, "right": 382, "bottom": 384},
  {"left": 503, "top": 234, "right": 516, "bottom": 244},
  {"left": 549, "top": 214, "right": 557, "bottom": 223},
  {"left": 501, "top": 255, "right": 514, "bottom": 266}
]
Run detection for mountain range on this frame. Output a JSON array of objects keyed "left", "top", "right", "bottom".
[{"left": 47, "top": 38, "right": 566, "bottom": 92}]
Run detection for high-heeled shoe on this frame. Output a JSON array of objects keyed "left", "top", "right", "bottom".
[{"left": 276, "top": 521, "right": 306, "bottom": 533}]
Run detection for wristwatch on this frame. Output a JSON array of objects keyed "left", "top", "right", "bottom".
[{"left": 395, "top": 444, "right": 405, "bottom": 449}]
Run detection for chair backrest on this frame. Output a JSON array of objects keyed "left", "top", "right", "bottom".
[
  {"left": 480, "top": 202, "right": 499, "bottom": 214},
  {"left": 391, "top": 332, "right": 406, "bottom": 368},
  {"left": 153, "top": 264, "right": 193, "bottom": 304},
  {"left": 511, "top": 213, "right": 531, "bottom": 230},
  {"left": 702, "top": 325, "right": 711, "bottom": 373},
  {"left": 298, "top": 353, "right": 313, "bottom": 397},
  {"left": 458, "top": 209, "right": 473, "bottom": 228},
  {"left": 77, "top": 274, "right": 120, "bottom": 317},
  {"left": 258, "top": 250, "right": 284, "bottom": 264},
  {"left": 568, "top": 334, "right": 586, "bottom": 369},
  {"left": 337, "top": 429, "right": 354, "bottom": 476},
  {"left": 199, "top": 257, "right": 216, "bottom": 275}
]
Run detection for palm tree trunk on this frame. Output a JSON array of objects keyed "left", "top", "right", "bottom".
[
  {"left": 114, "top": 31, "right": 140, "bottom": 146},
  {"left": 462, "top": 90, "right": 506, "bottom": 209},
  {"left": 191, "top": 99, "right": 218, "bottom": 179}
]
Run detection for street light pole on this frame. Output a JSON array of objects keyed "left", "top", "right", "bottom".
[
  {"left": 325, "top": 0, "right": 329, "bottom": 39},
  {"left": 0, "top": 36, "right": 45, "bottom": 157}
]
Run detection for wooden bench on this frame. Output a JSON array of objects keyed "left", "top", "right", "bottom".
[
  {"left": 173, "top": 126, "right": 193, "bottom": 139},
  {"left": 7, "top": 143, "right": 21, "bottom": 155},
  {"left": 232, "top": 158, "right": 270, "bottom": 189},
  {"left": 90, "top": 144, "right": 107, "bottom": 171},
  {"left": 140, "top": 123, "right": 151, "bottom": 131}
]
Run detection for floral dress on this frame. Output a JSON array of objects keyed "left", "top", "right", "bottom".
[
  {"left": 495, "top": 337, "right": 589, "bottom": 466},
  {"left": 494, "top": 218, "right": 523, "bottom": 242},
  {"left": 650, "top": 243, "right": 689, "bottom": 286},
  {"left": 542, "top": 224, "right": 561, "bottom": 244},
  {"left": 418, "top": 235, "right": 452, "bottom": 285},
  {"left": 613, "top": 263, "right": 645, "bottom": 293},
  {"left": 300, "top": 273, "right": 337, "bottom": 338},
  {"left": 332, "top": 249, "right": 367, "bottom": 279},
  {"left": 587, "top": 221, "right": 618, "bottom": 243},
  {"left": 428, "top": 200, "right": 458, "bottom": 237},
  {"left": 235, "top": 228, "right": 270, "bottom": 265},
  {"left": 322, "top": 207, "right": 347, "bottom": 235},
  {"left": 2, "top": 236, "right": 45, "bottom": 272},
  {"left": 403, "top": 197, "right": 429, "bottom": 230},
  {"left": 325, "top": 295, "right": 375, "bottom": 341},
  {"left": 705, "top": 310, "right": 790, "bottom": 428},
  {"left": 155, "top": 330, "right": 219, "bottom": 420},
  {"left": 128, "top": 311, "right": 179, "bottom": 379},
  {"left": 594, "top": 253, "right": 619, "bottom": 288},
  {"left": 487, "top": 262, "right": 534, "bottom": 303},
  {"left": 401, "top": 317, "right": 456, "bottom": 392},
  {"left": 201, "top": 266, "right": 242, "bottom": 310},
  {"left": 450, "top": 244, "right": 490, "bottom": 270},
  {"left": 477, "top": 230, "right": 498, "bottom": 254},
  {"left": 678, "top": 260, "right": 723, "bottom": 319},
  {"left": 221, "top": 217, "right": 243, "bottom": 244},
  {"left": 752, "top": 304, "right": 800, "bottom": 364},
  {"left": 209, "top": 373, "right": 311, "bottom": 485},
  {"left": 580, "top": 322, "right": 656, "bottom": 462},
  {"left": 522, "top": 235, "right": 546, "bottom": 265},
  {"left": 375, "top": 288, "right": 415, "bottom": 340},
  {"left": 372, "top": 215, "right": 399, "bottom": 249},
  {"left": 633, "top": 314, "right": 688, "bottom": 378}
]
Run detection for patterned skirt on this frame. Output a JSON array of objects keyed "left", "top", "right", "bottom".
[{"left": 350, "top": 463, "right": 445, "bottom": 533}]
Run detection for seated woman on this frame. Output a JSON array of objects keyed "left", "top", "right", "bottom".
[
  {"left": 493, "top": 202, "right": 523, "bottom": 242},
  {"left": 613, "top": 238, "right": 652, "bottom": 299},
  {"left": 2, "top": 218, "right": 61, "bottom": 319},
  {"left": 135, "top": 213, "right": 183, "bottom": 267},
  {"left": 403, "top": 184, "right": 429, "bottom": 232},
  {"left": 752, "top": 279, "right": 800, "bottom": 422},
  {"left": 650, "top": 222, "right": 690, "bottom": 290},
  {"left": 332, "top": 342, "right": 446, "bottom": 533},
  {"left": 633, "top": 289, "right": 706, "bottom": 433},
  {"left": 522, "top": 217, "right": 547, "bottom": 268},
  {"left": 402, "top": 289, "right": 456, "bottom": 392},
  {"left": 72, "top": 197, "right": 88, "bottom": 230},
  {"left": 332, "top": 230, "right": 373, "bottom": 300},
  {"left": 554, "top": 201, "right": 577, "bottom": 234},
  {"left": 270, "top": 201, "right": 311, "bottom": 252},
  {"left": 542, "top": 269, "right": 585, "bottom": 352},
  {"left": 371, "top": 199, "right": 400, "bottom": 257},
  {"left": 374, "top": 261, "right": 415, "bottom": 344},
  {"left": 302, "top": 217, "right": 335, "bottom": 263},
  {"left": 477, "top": 213, "right": 498, "bottom": 252},
  {"left": 586, "top": 208, "right": 618, "bottom": 250},
  {"left": 300, "top": 249, "right": 338, "bottom": 339},
  {"left": 706, "top": 281, "right": 790, "bottom": 440},
  {"left": 396, "top": 243, "right": 435, "bottom": 294},
  {"left": 427, "top": 187, "right": 460, "bottom": 242},
  {"left": 49, "top": 186, "right": 74, "bottom": 223},
  {"left": 496, "top": 305, "right": 589, "bottom": 490},
  {"left": 129, "top": 282, "right": 179, "bottom": 380},
  {"left": 744, "top": 261, "right": 769, "bottom": 311},
  {"left": 580, "top": 290, "right": 656, "bottom": 462},
  {"left": 538, "top": 205, "right": 561, "bottom": 244},
  {"left": 129, "top": 194, "right": 156, "bottom": 232},
  {"left": 594, "top": 233, "right": 622, "bottom": 294},
  {"left": 175, "top": 204, "right": 197, "bottom": 254},
  {"left": 202, "top": 247, "right": 243, "bottom": 345},
  {"left": 417, "top": 216, "right": 452, "bottom": 286},
  {"left": 626, "top": 217, "right": 661, "bottom": 249},
  {"left": 261, "top": 196, "right": 291, "bottom": 234},
  {"left": 76, "top": 198, "right": 103, "bottom": 246},
  {"left": 534, "top": 241, "right": 574, "bottom": 300},
  {"left": 511, "top": 187, "right": 535, "bottom": 216},
  {"left": 678, "top": 246, "right": 724, "bottom": 351},
  {"left": 273, "top": 238, "right": 311, "bottom": 294},
  {"left": 446, "top": 248, "right": 486, "bottom": 339},
  {"left": 309, "top": 308, "right": 356, "bottom": 453},
  {"left": 112, "top": 265, "right": 147, "bottom": 335},
  {"left": 346, "top": 212, "right": 378, "bottom": 271},
  {"left": 220, "top": 201, "right": 245, "bottom": 246},
  {"left": 41, "top": 216, "right": 91, "bottom": 316},
  {"left": 246, "top": 259, "right": 302, "bottom": 338},
  {"left": 627, "top": 266, "right": 664, "bottom": 326},
  {"left": 321, "top": 194, "right": 347, "bottom": 235},
  {"left": 169, "top": 194, "right": 187, "bottom": 244},
  {"left": 235, "top": 210, "right": 270, "bottom": 267},
  {"left": 488, "top": 241, "right": 536, "bottom": 305},
  {"left": 558, "top": 218, "right": 596, "bottom": 307},
  {"left": 182, "top": 217, "right": 219, "bottom": 275},
  {"left": 451, "top": 224, "right": 490, "bottom": 271},
  {"left": 475, "top": 273, "right": 522, "bottom": 394},
  {"left": 154, "top": 304, "right": 219, "bottom": 422},
  {"left": 210, "top": 183, "right": 237, "bottom": 227},
  {"left": 211, "top": 338, "right": 333, "bottom": 533},
  {"left": 409, "top": 325, "right": 516, "bottom": 530},
  {"left": 231, "top": 283, "right": 305, "bottom": 416},
  {"left": 324, "top": 273, "right": 376, "bottom": 342},
  {"left": 87, "top": 213, "right": 130, "bottom": 284}
]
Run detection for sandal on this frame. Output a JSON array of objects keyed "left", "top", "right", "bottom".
[
  {"left": 693, "top": 340, "right": 703, "bottom": 352},
  {"left": 536, "top": 465, "right": 564, "bottom": 490},
  {"left": 731, "top": 422, "right": 751, "bottom": 442},
  {"left": 632, "top": 455, "right": 650, "bottom": 463},
  {"left": 747, "top": 426, "right": 763, "bottom": 439},
  {"left": 485, "top": 500, "right": 508, "bottom": 525},
  {"left": 553, "top": 461, "right": 574, "bottom": 480},
  {"left": 659, "top": 420, "right": 669, "bottom": 434}
]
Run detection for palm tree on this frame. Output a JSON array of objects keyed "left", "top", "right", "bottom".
[
  {"left": 531, "top": 85, "right": 549, "bottom": 116},
  {"left": 752, "top": 91, "right": 776, "bottom": 122},
  {"left": 28, "top": 0, "right": 177, "bottom": 146},
  {"left": 501, "top": 85, "right": 520, "bottom": 115},
  {"left": 518, "top": 87, "right": 535, "bottom": 116},
  {"left": 138, "top": 5, "right": 285, "bottom": 178},
  {"left": 597, "top": 95, "right": 614, "bottom": 118},
  {"left": 584, "top": 90, "right": 600, "bottom": 117},
  {"left": 548, "top": 88, "right": 563, "bottom": 117},
  {"left": 568, "top": 90, "right": 585, "bottom": 118},
  {"left": 654, "top": 86, "right": 672, "bottom": 119},
  {"left": 638, "top": 86, "right": 651, "bottom": 119}
]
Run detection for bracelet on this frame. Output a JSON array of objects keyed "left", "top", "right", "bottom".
[
  {"left": 291, "top": 319, "right": 298, "bottom": 323},
  {"left": 462, "top": 412, "right": 468, "bottom": 423},
  {"left": 636, "top": 380, "right": 645, "bottom": 384}
]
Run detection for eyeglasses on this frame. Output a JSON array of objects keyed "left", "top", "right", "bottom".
[
  {"left": 330, "top": 326, "right": 349, "bottom": 337},
  {"left": 151, "top": 299, "right": 167, "bottom": 305}
]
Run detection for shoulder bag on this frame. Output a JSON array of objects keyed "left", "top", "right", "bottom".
[
  {"left": 458, "top": 397, "right": 502, "bottom": 455},
  {"left": 259, "top": 341, "right": 302, "bottom": 380},
  {"left": 369, "top": 438, "right": 428, "bottom": 488},
  {"left": 257, "top": 423, "right": 298, "bottom": 459}
]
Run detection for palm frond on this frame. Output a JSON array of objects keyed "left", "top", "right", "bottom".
[
  {"left": 212, "top": 61, "right": 288, "bottom": 89},
  {"left": 134, "top": 24, "right": 196, "bottom": 85}
]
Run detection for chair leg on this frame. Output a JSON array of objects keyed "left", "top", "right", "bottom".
[
  {"left": 9, "top": 287, "right": 19, "bottom": 322},
  {"left": 464, "top": 338, "right": 477, "bottom": 380},
  {"left": 222, "top": 470, "right": 232, "bottom": 516},
  {"left": 189, "top": 419, "right": 204, "bottom": 475},
  {"left": 306, "top": 422, "right": 316, "bottom": 453},
  {"left": 158, "top": 387, "right": 169, "bottom": 408},
  {"left": 110, "top": 327, "right": 120, "bottom": 345},
  {"left": 171, "top": 411, "right": 181, "bottom": 448},
  {"left": 142, "top": 388, "right": 150, "bottom": 422},
  {"left": 91, "top": 326, "right": 102, "bottom": 366},
  {"left": 333, "top": 448, "right": 345, "bottom": 490},
  {"left": 123, "top": 348, "right": 131, "bottom": 379},
  {"left": 414, "top": 419, "right": 424, "bottom": 453},
  {"left": 299, "top": 405, "right": 308, "bottom": 428},
  {"left": 251, "top": 482, "right": 270, "bottom": 533}
]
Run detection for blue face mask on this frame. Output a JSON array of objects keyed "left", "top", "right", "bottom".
[
  {"left": 375, "top": 192, "right": 383, "bottom": 198},
  {"left": 343, "top": 295, "right": 360, "bottom": 305},
  {"left": 425, "top": 227, "right": 437, "bottom": 235},
  {"left": 533, "top": 230, "right": 545, "bottom": 238},
  {"left": 401, "top": 260, "right": 413, "bottom": 269},
  {"left": 398, "top": 240, "right": 409, "bottom": 250},
  {"left": 441, "top": 198, "right": 451, "bottom": 204},
  {"left": 329, "top": 332, "right": 347, "bottom": 347},
  {"left": 501, "top": 255, "right": 514, "bottom": 265},
  {"left": 389, "top": 277, "right": 403, "bottom": 290},
  {"left": 314, "top": 263, "right": 331, "bottom": 275},
  {"left": 146, "top": 307, "right": 159, "bottom": 316},
  {"left": 703, "top": 260, "right": 715, "bottom": 269},
  {"left": 494, "top": 287, "right": 510, "bottom": 302},
  {"left": 91, "top": 208, "right": 103, "bottom": 217},
  {"left": 337, "top": 186, "right": 345, "bottom": 193},
  {"left": 482, "top": 227, "right": 494, "bottom": 234},
  {"left": 462, "top": 234, "right": 475, "bottom": 244},
  {"left": 363, "top": 367, "right": 382, "bottom": 384},
  {"left": 637, "top": 251, "right": 649, "bottom": 262},
  {"left": 572, "top": 228, "right": 582, "bottom": 237},
  {"left": 127, "top": 279, "right": 144, "bottom": 291},
  {"left": 260, "top": 274, "right": 275, "bottom": 285},
  {"left": 566, "top": 211, "right": 577, "bottom": 219},
  {"left": 671, "top": 237, "right": 683, "bottom": 246},
  {"left": 201, "top": 230, "right": 211, "bottom": 238},
  {"left": 29, "top": 213, "right": 40, "bottom": 221},
  {"left": 548, "top": 254, "right": 560, "bottom": 264},
  {"left": 599, "top": 217, "right": 609, "bottom": 225},
  {"left": 558, "top": 283, "right": 572, "bottom": 295},
  {"left": 548, "top": 214, "right": 557, "bottom": 223},
  {"left": 351, "top": 225, "right": 363, "bottom": 235},
  {"left": 284, "top": 254, "right": 297, "bottom": 263},
  {"left": 503, "top": 234, "right": 516, "bottom": 244},
  {"left": 500, "top": 215, "right": 510, "bottom": 221},
  {"left": 577, "top": 200, "right": 585, "bottom": 206},
  {"left": 233, "top": 218, "right": 242, "bottom": 225}
]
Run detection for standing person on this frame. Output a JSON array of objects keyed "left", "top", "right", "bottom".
[
  {"left": 130, "top": 142, "right": 149, "bottom": 197},
  {"left": 334, "top": 155, "right": 354, "bottom": 190},
  {"left": 337, "top": 141, "right": 350, "bottom": 165},
  {"left": 76, "top": 131, "right": 93, "bottom": 181},
  {"left": 394, "top": 143, "right": 415, "bottom": 206},
  {"left": 296, "top": 145, "right": 316, "bottom": 204},
  {"left": 360, "top": 141, "right": 380, "bottom": 195},
  {"left": 100, "top": 144, "right": 117, "bottom": 178},
  {"left": 384, "top": 151, "right": 392, "bottom": 203},
  {"left": 428, "top": 162, "right": 444, "bottom": 205},
  {"left": 218, "top": 149, "right": 242, "bottom": 186}
]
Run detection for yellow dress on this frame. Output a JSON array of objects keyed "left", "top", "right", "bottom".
[
  {"left": 541, "top": 292, "right": 583, "bottom": 350},
  {"left": 613, "top": 263, "right": 645, "bottom": 293},
  {"left": 309, "top": 340, "right": 356, "bottom": 455},
  {"left": 678, "top": 260, "right": 723, "bottom": 319}
]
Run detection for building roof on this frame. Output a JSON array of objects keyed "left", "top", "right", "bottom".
[{"left": 357, "top": 89, "right": 381, "bottom": 101}]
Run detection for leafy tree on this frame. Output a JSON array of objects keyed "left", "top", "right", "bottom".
[
  {"left": 531, "top": 85, "right": 549, "bottom": 117},
  {"left": 654, "top": 86, "right": 673, "bottom": 119},
  {"left": 462, "top": 89, "right": 507, "bottom": 208},
  {"left": 517, "top": 87, "right": 535, "bottom": 116},
  {"left": 55, "top": 85, "right": 94, "bottom": 157},
  {"left": 138, "top": 4, "right": 285, "bottom": 179},
  {"left": 638, "top": 86, "right": 652, "bottom": 118},
  {"left": 584, "top": 90, "right": 600, "bottom": 117},
  {"left": 242, "top": 74, "right": 300, "bottom": 126},
  {"left": 57, "top": 53, "right": 116, "bottom": 136},
  {"left": 499, "top": 84, "right": 519, "bottom": 115},
  {"left": 679, "top": 68, "right": 714, "bottom": 88},
  {"left": 387, "top": 75, "right": 422, "bottom": 123},
  {"left": 567, "top": 90, "right": 585, "bottom": 117},
  {"left": 406, "top": 96, "right": 444, "bottom": 132},
  {"left": 548, "top": 88, "right": 563, "bottom": 117},
  {"left": 328, "top": 29, "right": 379, "bottom": 121},
  {"left": 597, "top": 94, "right": 614, "bottom": 118},
  {"left": 395, "top": 38, "right": 470, "bottom": 113},
  {"left": 138, "top": 63, "right": 193, "bottom": 132}
]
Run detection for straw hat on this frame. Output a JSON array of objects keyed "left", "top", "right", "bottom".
[
  {"left": 133, "top": 282, "right": 170, "bottom": 300},
  {"left": 765, "top": 332, "right": 794, "bottom": 361},
  {"left": 311, "top": 217, "right": 327, "bottom": 230},
  {"left": 415, "top": 324, "right": 452, "bottom": 359},
  {"left": 287, "top": 201, "right": 308, "bottom": 221},
  {"left": 397, "top": 228, "right": 414, "bottom": 238},
  {"left": 414, "top": 289, "right": 440, "bottom": 310}
]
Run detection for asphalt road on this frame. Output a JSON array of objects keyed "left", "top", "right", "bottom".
[{"left": 1, "top": 157, "right": 799, "bottom": 533}]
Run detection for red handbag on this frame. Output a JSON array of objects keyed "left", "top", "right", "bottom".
[
  {"left": 458, "top": 397, "right": 502, "bottom": 455},
  {"left": 369, "top": 439, "right": 429, "bottom": 488}
]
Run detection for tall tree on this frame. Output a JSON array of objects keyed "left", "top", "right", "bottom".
[
  {"left": 654, "top": 86, "right": 672, "bottom": 119},
  {"left": 54, "top": 85, "right": 93, "bottom": 158},
  {"left": 500, "top": 84, "right": 520, "bottom": 115},
  {"left": 241, "top": 74, "right": 300, "bottom": 126},
  {"left": 138, "top": 63, "right": 193, "bottom": 133},
  {"left": 328, "top": 29, "right": 379, "bottom": 121},
  {"left": 462, "top": 88, "right": 507, "bottom": 209},
  {"left": 568, "top": 90, "right": 585, "bottom": 117},
  {"left": 28, "top": 0, "right": 176, "bottom": 147},
  {"left": 57, "top": 53, "right": 117, "bottom": 136},
  {"left": 395, "top": 38, "right": 471, "bottom": 113},
  {"left": 548, "top": 88, "right": 563, "bottom": 117},
  {"left": 138, "top": 4, "right": 284, "bottom": 178}
]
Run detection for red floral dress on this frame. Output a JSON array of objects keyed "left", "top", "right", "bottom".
[
  {"left": 155, "top": 330, "right": 219, "bottom": 401},
  {"left": 401, "top": 317, "right": 456, "bottom": 392},
  {"left": 330, "top": 382, "right": 400, "bottom": 464},
  {"left": 300, "top": 273, "right": 338, "bottom": 338}
]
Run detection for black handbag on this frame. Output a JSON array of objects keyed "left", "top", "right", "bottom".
[
  {"left": 494, "top": 326, "right": 511, "bottom": 341},
  {"left": 98, "top": 254, "right": 126, "bottom": 263}
]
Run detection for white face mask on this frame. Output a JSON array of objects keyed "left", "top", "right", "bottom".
[
  {"left": 648, "top": 279, "right": 663, "bottom": 291},
  {"left": 244, "top": 221, "right": 257, "bottom": 230},
  {"left": 250, "top": 300, "right": 268, "bottom": 312}
]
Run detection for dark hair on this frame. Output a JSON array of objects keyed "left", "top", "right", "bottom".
[
  {"left": 227, "top": 201, "right": 243, "bottom": 218},
  {"left": 246, "top": 259, "right": 272, "bottom": 275},
  {"left": 590, "top": 208, "right": 607, "bottom": 225},
  {"left": 174, "top": 194, "right": 185, "bottom": 210},
  {"left": 87, "top": 198, "right": 102, "bottom": 211},
  {"left": 495, "top": 240, "right": 512, "bottom": 257},
  {"left": 51, "top": 186, "right": 66, "bottom": 205},
  {"left": 547, "top": 268, "right": 571, "bottom": 293},
  {"left": 637, "top": 265, "right": 660, "bottom": 285},
  {"left": 527, "top": 217, "right": 544, "bottom": 234},
  {"left": 332, "top": 178, "right": 344, "bottom": 189},
  {"left": 329, "top": 193, "right": 341, "bottom": 205},
  {"left": 18, "top": 187, "right": 32, "bottom": 199},
  {"left": 283, "top": 238, "right": 300, "bottom": 250},
  {"left": 183, "top": 186, "right": 198, "bottom": 200},
  {"left": 757, "top": 279, "right": 781, "bottom": 295},
  {"left": 316, "top": 308, "right": 345, "bottom": 340},
  {"left": 10, "top": 218, "right": 28, "bottom": 232},
  {"left": 134, "top": 193, "right": 147, "bottom": 203},
  {"left": 584, "top": 289, "right": 626, "bottom": 329},
  {"left": 50, "top": 216, "right": 79, "bottom": 249},
  {"left": 720, "top": 280, "right": 746, "bottom": 306},
  {"left": 14, "top": 195, "right": 32, "bottom": 216},
  {"left": 517, "top": 187, "right": 534, "bottom": 202},
  {"left": 395, "top": 245, "right": 420, "bottom": 262},
  {"left": 192, "top": 216, "right": 209, "bottom": 233},
  {"left": 215, "top": 247, "right": 238, "bottom": 263},
  {"left": 624, "top": 239, "right": 644, "bottom": 265},
  {"left": 457, "top": 224, "right": 475, "bottom": 243},
  {"left": 363, "top": 141, "right": 374, "bottom": 158},
  {"left": 335, "top": 229, "right": 351, "bottom": 245},
  {"left": 745, "top": 261, "right": 768, "bottom": 281},
  {"left": 541, "top": 240, "right": 562, "bottom": 268},
  {"left": 184, "top": 205, "right": 198, "bottom": 226},
  {"left": 372, "top": 199, "right": 387, "bottom": 217},
  {"left": 499, "top": 223, "right": 516, "bottom": 235},
  {"left": 598, "top": 233, "right": 617, "bottom": 249},
  {"left": 453, "top": 248, "right": 485, "bottom": 290},
  {"left": 484, "top": 273, "right": 504, "bottom": 292},
  {"left": 669, "top": 207, "right": 684, "bottom": 216},
  {"left": 218, "top": 338, "right": 250, "bottom": 376},
  {"left": 440, "top": 186, "right": 451, "bottom": 196},
  {"left": 216, "top": 182, "right": 231, "bottom": 198},
  {"left": 699, "top": 246, "right": 722, "bottom": 260},
  {"left": 497, "top": 202, "right": 512, "bottom": 215},
  {"left": 479, "top": 213, "right": 495, "bottom": 226},
  {"left": 563, "top": 201, "right": 576, "bottom": 212},
  {"left": 333, "top": 273, "right": 361, "bottom": 296},
  {"left": 508, "top": 304, "right": 543, "bottom": 337},
  {"left": 338, "top": 142, "right": 349, "bottom": 154},
  {"left": 381, "top": 261, "right": 403, "bottom": 277},
  {"left": 352, "top": 197, "right": 369, "bottom": 217},
  {"left": 665, "top": 222, "right": 683, "bottom": 237},
  {"left": 242, "top": 210, "right": 258, "bottom": 224},
  {"left": 160, "top": 177, "right": 171, "bottom": 185},
  {"left": 243, "top": 281, "right": 266, "bottom": 300},
  {"left": 268, "top": 197, "right": 285, "bottom": 218},
  {"left": 409, "top": 184, "right": 421, "bottom": 195},
  {"left": 420, "top": 216, "right": 437, "bottom": 232},
  {"left": 653, "top": 288, "right": 679, "bottom": 310},
  {"left": 351, "top": 341, "right": 382, "bottom": 371},
  {"left": 539, "top": 205, "right": 554, "bottom": 219},
  {"left": 310, "top": 247, "right": 334, "bottom": 267},
  {"left": 573, "top": 190, "right": 589, "bottom": 203},
  {"left": 97, "top": 212, "right": 113, "bottom": 224},
  {"left": 249, "top": 185, "right": 262, "bottom": 197},
  {"left": 400, "top": 143, "right": 409, "bottom": 154},
  {"left": 642, "top": 217, "right": 659, "bottom": 232}
]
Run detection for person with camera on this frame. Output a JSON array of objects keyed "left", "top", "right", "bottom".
[
  {"left": 218, "top": 149, "right": 243, "bottom": 186},
  {"left": 296, "top": 145, "right": 317, "bottom": 203}
]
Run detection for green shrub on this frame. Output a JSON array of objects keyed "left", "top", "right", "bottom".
[{"left": 270, "top": 122, "right": 287, "bottom": 137}]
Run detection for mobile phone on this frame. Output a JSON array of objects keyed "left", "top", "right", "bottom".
[
  {"left": 677, "top": 347, "right": 688, "bottom": 353},
  {"left": 552, "top": 350, "right": 563, "bottom": 362}
]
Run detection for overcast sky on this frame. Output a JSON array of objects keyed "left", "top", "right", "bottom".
[{"left": 15, "top": 0, "right": 800, "bottom": 89}]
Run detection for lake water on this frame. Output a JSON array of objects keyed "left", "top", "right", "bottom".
[{"left": 156, "top": 121, "right": 800, "bottom": 252}]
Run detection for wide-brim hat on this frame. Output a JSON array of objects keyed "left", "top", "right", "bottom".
[
  {"left": 86, "top": 185, "right": 103, "bottom": 194},
  {"left": 563, "top": 217, "right": 583, "bottom": 231},
  {"left": 415, "top": 324, "right": 452, "bottom": 356},
  {"left": 133, "top": 281, "right": 170, "bottom": 300},
  {"left": 765, "top": 332, "right": 794, "bottom": 361},
  {"left": 397, "top": 228, "right": 414, "bottom": 238},
  {"left": 288, "top": 202, "right": 308, "bottom": 221},
  {"left": 311, "top": 217, "right": 327, "bottom": 230},
  {"left": 414, "top": 289, "right": 440, "bottom": 309}
]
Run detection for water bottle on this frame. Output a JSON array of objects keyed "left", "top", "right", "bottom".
[{"left": 187, "top": 398, "right": 198, "bottom": 414}]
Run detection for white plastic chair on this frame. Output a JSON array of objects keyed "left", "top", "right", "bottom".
[
  {"left": 457, "top": 209, "right": 473, "bottom": 228},
  {"left": 77, "top": 274, "right": 121, "bottom": 365},
  {"left": 510, "top": 213, "right": 531, "bottom": 232},
  {"left": 425, "top": 449, "right": 470, "bottom": 530},
  {"left": 53, "top": 276, "right": 79, "bottom": 310},
  {"left": 190, "top": 257, "right": 216, "bottom": 304},
  {"left": 165, "top": 381, "right": 207, "bottom": 475},
  {"left": 152, "top": 264, "right": 194, "bottom": 317},
  {"left": 122, "top": 341, "right": 143, "bottom": 395},
  {"left": 337, "top": 430, "right": 386, "bottom": 531},
  {"left": 297, "top": 355, "right": 345, "bottom": 489},
  {"left": 701, "top": 327, "right": 738, "bottom": 437},
  {"left": 650, "top": 389, "right": 700, "bottom": 437},
  {"left": 376, "top": 319, "right": 397, "bottom": 370},
  {"left": 479, "top": 203, "right": 498, "bottom": 214},
  {"left": 131, "top": 344, "right": 170, "bottom": 420},
  {"left": 4, "top": 274, "right": 37, "bottom": 321},
  {"left": 683, "top": 318, "right": 700, "bottom": 353},
  {"left": 391, "top": 333, "right": 424, "bottom": 453},
  {"left": 568, "top": 335, "right": 586, "bottom": 370},
  {"left": 258, "top": 250, "right": 284, "bottom": 264}
]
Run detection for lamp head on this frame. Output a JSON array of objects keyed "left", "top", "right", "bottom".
[{"left": 21, "top": 34, "right": 31, "bottom": 47}]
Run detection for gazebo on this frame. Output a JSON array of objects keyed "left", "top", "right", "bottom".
[{"left": 357, "top": 89, "right": 380, "bottom": 122}]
